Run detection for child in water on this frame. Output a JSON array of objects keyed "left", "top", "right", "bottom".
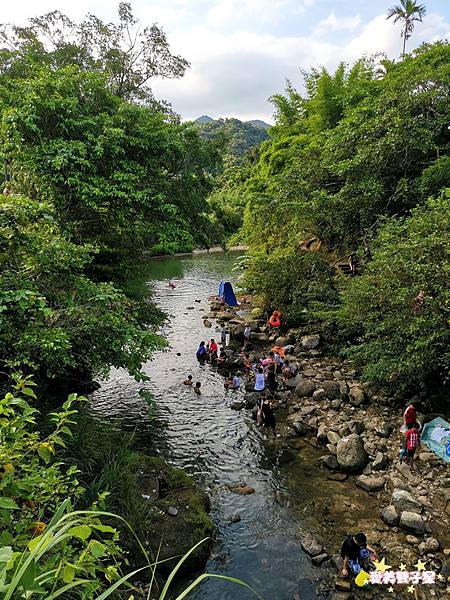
[
  {"left": 194, "top": 382, "right": 202, "bottom": 395},
  {"left": 183, "top": 375, "right": 193, "bottom": 386}
]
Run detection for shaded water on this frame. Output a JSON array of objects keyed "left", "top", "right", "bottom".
[{"left": 89, "top": 252, "right": 378, "bottom": 600}]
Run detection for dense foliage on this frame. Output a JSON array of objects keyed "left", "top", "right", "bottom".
[
  {"left": 195, "top": 117, "right": 269, "bottom": 165},
  {"left": 234, "top": 41, "right": 450, "bottom": 389},
  {"left": 0, "top": 376, "right": 126, "bottom": 597},
  {"left": 0, "top": 195, "right": 164, "bottom": 382}
]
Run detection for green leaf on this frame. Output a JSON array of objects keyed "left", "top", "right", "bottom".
[
  {"left": 37, "top": 445, "right": 51, "bottom": 463},
  {"left": 62, "top": 564, "right": 76, "bottom": 583},
  {"left": 68, "top": 525, "right": 91, "bottom": 542},
  {"left": 91, "top": 524, "right": 116, "bottom": 534},
  {"left": 0, "top": 498, "right": 19, "bottom": 510},
  {"left": 0, "top": 547, "right": 13, "bottom": 563},
  {"left": 89, "top": 540, "right": 105, "bottom": 558}
]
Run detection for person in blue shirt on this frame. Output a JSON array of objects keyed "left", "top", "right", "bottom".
[{"left": 196, "top": 341, "right": 207, "bottom": 361}]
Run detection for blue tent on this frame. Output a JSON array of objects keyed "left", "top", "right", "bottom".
[
  {"left": 421, "top": 417, "right": 450, "bottom": 463},
  {"left": 218, "top": 281, "right": 239, "bottom": 307}
]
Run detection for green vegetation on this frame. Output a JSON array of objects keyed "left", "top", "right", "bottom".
[
  {"left": 195, "top": 116, "right": 269, "bottom": 165},
  {"left": 232, "top": 41, "right": 450, "bottom": 390}
]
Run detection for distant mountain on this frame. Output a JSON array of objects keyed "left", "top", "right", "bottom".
[
  {"left": 195, "top": 115, "right": 214, "bottom": 124},
  {"left": 194, "top": 116, "right": 270, "bottom": 163},
  {"left": 245, "top": 119, "right": 271, "bottom": 130}
]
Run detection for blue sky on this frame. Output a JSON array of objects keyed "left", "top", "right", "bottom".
[{"left": 3, "top": 1, "right": 450, "bottom": 121}]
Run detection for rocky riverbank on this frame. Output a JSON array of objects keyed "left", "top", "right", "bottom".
[{"left": 205, "top": 300, "right": 450, "bottom": 599}]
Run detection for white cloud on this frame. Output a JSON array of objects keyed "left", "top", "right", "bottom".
[{"left": 314, "top": 11, "right": 362, "bottom": 36}]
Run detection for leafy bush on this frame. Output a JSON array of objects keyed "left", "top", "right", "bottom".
[
  {"left": 336, "top": 194, "right": 450, "bottom": 388},
  {"left": 0, "top": 195, "right": 164, "bottom": 382},
  {"left": 0, "top": 375, "right": 127, "bottom": 597}
]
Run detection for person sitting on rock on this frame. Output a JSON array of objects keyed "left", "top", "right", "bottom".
[
  {"left": 340, "top": 532, "right": 377, "bottom": 578},
  {"left": 268, "top": 310, "right": 281, "bottom": 330},
  {"left": 183, "top": 375, "right": 193, "bottom": 386},
  {"left": 217, "top": 348, "right": 226, "bottom": 365},
  {"left": 224, "top": 375, "right": 234, "bottom": 390}
]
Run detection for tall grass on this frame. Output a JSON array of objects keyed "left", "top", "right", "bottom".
[{"left": 4, "top": 506, "right": 260, "bottom": 600}]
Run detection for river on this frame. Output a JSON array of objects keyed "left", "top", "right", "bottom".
[{"left": 89, "top": 252, "right": 376, "bottom": 600}]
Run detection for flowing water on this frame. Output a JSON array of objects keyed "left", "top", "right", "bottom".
[{"left": 89, "top": 252, "right": 378, "bottom": 600}]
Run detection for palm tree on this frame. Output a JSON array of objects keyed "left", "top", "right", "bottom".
[{"left": 387, "top": 0, "right": 427, "bottom": 57}]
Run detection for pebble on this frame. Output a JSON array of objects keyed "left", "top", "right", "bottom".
[{"left": 167, "top": 506, "right": 178, "bottom": 517}]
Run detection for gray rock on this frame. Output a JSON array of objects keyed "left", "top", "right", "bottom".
[
  {"left": 424, "top": 537, "right": 440, "bottom": 552},
  {"left": 321, "top": 380, "right": 341, "bottom": 399},
  {"left": 326, "top": 444, "right": 337, "bottom": 455},
  {"left": 313, "top": 388, "right": 326, "bottom": 401},
  {"left": 380, "top": 505, "right": 399, "bottom": 526},
  {"left": 372, "top": 452, "right": 387, "bottom": 471},
  {"left": 292, "top": 419, "right": 308, "bottom": 436},
  {"left": 392, "top": 489, "right": 422, "bottom": 514},
  {"left": 275, "top": 336, "right": 289, "bottom": 346},
  {"left": 167, "top": 506, "right": 178, "bottom": 517},
  {"left": 356, "top": 475, "right": 385, "bottom": 492},
  {"left": 336, "top": 434, "right": 368, "bottom": 472},
  {"left": 301, "top": 533, "right": 323, "bottom": 557},
  {"left": 301, "top": 335, "right": 320, "bottom": 349},
  {"left": 244, "top": 392, "right": 260, "bottom": 407},
  {"left": 327, "top": 431, "right": 342, "bottom": 446},
  {"left": 322, "top": 455, "right": 339, "bottom": 470},
  {"left": 285, "top": 374, "right": 303, "bottom": 389},
  {"left": 399, "top": 511, "right": 425, "bottom": 535},
  {"left": 203, "top": 319, "right": 212, "bottom": 328},
  {"left": 311, "top": 553, "right": 329, "bottom": 566},
  {"left": 406, "top": 534, "right": 420, "bottom": 545},
  {"left": 317, "top": 424, "right": 329, "bottom": 442},
  {"left": 230, "top": 401, "right": 244, "bottom": 410},
  {"left": 295, "top": 379, "right": 316, "bottom": 397},
  {"left": 338, "top": 381, "right": 349, "bottom": 397},
  {"left": 228, "top": 514, "right": 241, "bottom": 523},
  {"left": 327, "top": 472, "right": 347, "bottom": 481},
  {"left": 349, "top": 385, "right": 366, "bottom": 406},
  {"left": 331, "top": 399, "right": 343, "bottom": 409},
  {"left": 303, "top": 369, "right": 318, "bottom": 377}
]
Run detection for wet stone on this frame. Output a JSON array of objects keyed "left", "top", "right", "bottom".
[{"left": 301, "top": 532, "right": 323, "bottom": 557}]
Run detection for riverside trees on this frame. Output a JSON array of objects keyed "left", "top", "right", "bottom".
[{"left": 234, "top": 42, "right": 450, "bottom": 390}]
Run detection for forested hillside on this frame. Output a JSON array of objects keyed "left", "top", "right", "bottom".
[
  {"left": 230, "top": 42, "right": 450, "bottom": 390},
  {"left": 194, "top": 116, "right": 269, "bottom": 164}
]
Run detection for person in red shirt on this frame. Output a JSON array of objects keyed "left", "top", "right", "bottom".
[
  {"left": 404, "top": 422, "right": 421, "bottom": 472},
  {"left": 208, "top": 338, "right": 218, "bottom": 363}
]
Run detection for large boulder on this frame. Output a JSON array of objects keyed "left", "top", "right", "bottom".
[
  {"left": 349, "top": 385, "right": 366, "bottom": 406},
  {"left": 321, "top": 380, "right": 341, "bottom": 399},
  {"left": 251, "top": 307, "right": 264, "bottom": 319},
  {"left": 372, "top": 452, "right": 387, "bottom": 471},
  {"left": 356, "top": 475, "right": 385, "bottom": 493},
  {"left": 336, "top": 434, "right": 368, "bottom": 472},
  {"left": 285, "top": 373, "right": 303, "bottom": 389},
  {"left": 244, "top": 392, "right": 260, "bottom": 408},
  {"left": 380, "top": 505, "right": 399, "bottom": 526},
  {"left": 301, "top": 335, "right": 320, "bottom": 350},
  {"left": 287, "top": 416, "right": 308, "bottom": 436},
  {"left": 301, "top": 533, "right": 323, "bottom": 557},
  {"left": 399, "top": 511, "right": 425, "bottom": 535},
  {"left": 295, "top": 379, "right": 317, "bottom": 397},
  {"left": 392, "top": 489, "right": 422, "bottom": 514}
]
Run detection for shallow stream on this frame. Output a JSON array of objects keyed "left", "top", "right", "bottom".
[{"left": 89, "top": 252, "right": 379, "bottom": 600}]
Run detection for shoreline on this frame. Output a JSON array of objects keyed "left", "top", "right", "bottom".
[
  {"left": 143, "top": 245, "right": 247, "bottom": 260},
  {"left": 205, "top": 298, "right": 450, "bottom": 599}
]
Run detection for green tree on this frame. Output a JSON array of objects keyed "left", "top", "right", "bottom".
[
  {"left": 336, "top": 194, "right": 450, "bottom": 388},
  {"left": 0, "top": 2, "right": 188, "bottom": 105},
  {"left": 387, "top": 0, "right": 427, "bottom": 57}
]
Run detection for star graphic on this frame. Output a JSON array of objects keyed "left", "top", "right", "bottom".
[
  {"left": 388, "top": 586, "right": 395, "bottom": 593},
  {"left": 437, "top": 573, "right": 444, "bottom": 581},
  {"left": 415, "top": 559, "right": 427, "bottom": 571},
  {"left": 374, "top": 557, "right": 392, "bottom": 573},
  {"left": 399, "top": 563, "right": 407, "bottom": 571},
  {"left": 407, "top": 585, "right": 415, "bottom": 593}
]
